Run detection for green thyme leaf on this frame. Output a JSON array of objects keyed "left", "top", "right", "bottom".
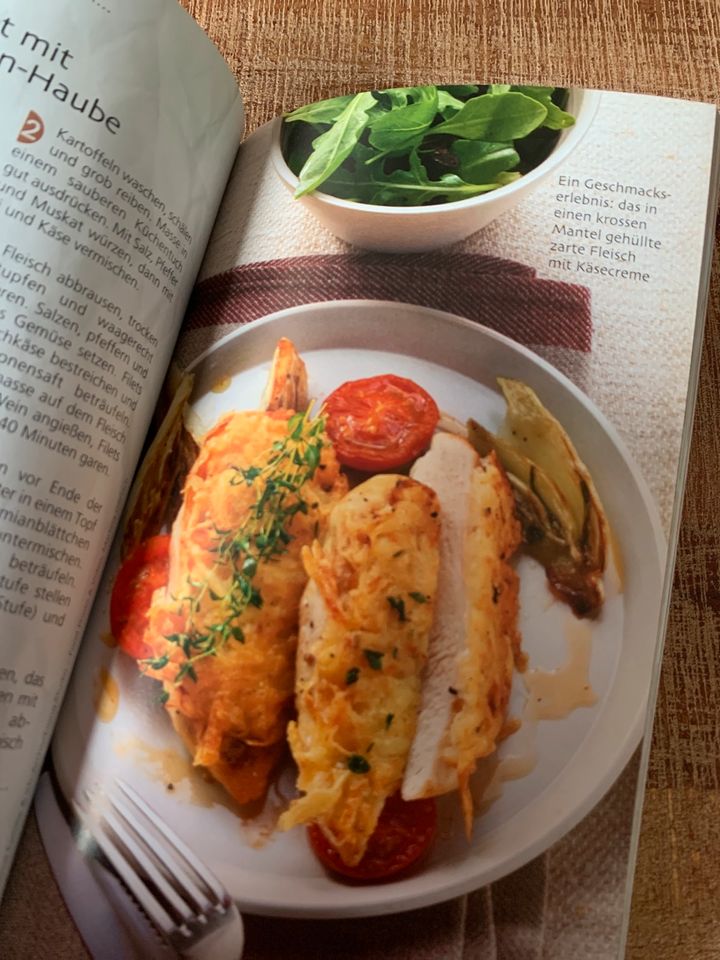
[
  {"left": 177, "top": 661, "right": 197, "bottom": 683},
  {"left": 144, "top": 654, "right": 169, "bottom": 670},
  {"left": 164, "top": 410, "right": 326, "bottom": 685},
  {"left": 346, "top": 666, "right": 360, "bottom": 685},
  {"left": 409, "top": 591, "right": 428, "bottom": 603}
]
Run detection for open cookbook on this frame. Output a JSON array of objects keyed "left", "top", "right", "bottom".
[{"left": 0, "top": 0, "right": 718, "bottom": 957}]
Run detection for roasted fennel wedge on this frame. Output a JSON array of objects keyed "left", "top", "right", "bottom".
[{"left": 468, "top": 378, "right": 608, "bottom": 618}]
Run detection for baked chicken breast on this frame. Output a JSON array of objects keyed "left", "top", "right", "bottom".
[
  {"left": 140, "top": 408, "right": 347, "bottom": 804},
  {"left": 402, "top": 432, "right": 522, "bottom": 832},
  {"left": 280, "top": 474, "right": 440, "bottom": 866}
]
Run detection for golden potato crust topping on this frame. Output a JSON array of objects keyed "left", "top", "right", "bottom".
[{"left": 280, "top": 474, "right": 441, "bottom": 866}]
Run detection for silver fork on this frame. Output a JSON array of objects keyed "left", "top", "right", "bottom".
[{"left": 74, "top": 778, "right": 244, "bottom": 960}]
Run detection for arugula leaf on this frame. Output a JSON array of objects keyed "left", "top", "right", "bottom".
[
  {"left": 384, "top": 89, "right": 410, "bottom": 108},
  {"left": 437, "top": 89, "right": 465, "bottom": 119},
  {"left": 294, "top": 90, "right": 377, "bottom": 197},
  {"left": 368, "top": 86, "right": 438, "bottom": 154},
  {"left": 438, "top": 84, "right": 480, "bottom": 97},
  {"left": 380, "top": 86, "right": 430, "bottom": 108},
  {"left": 511, "top": 86, "right": 575, "bottom": 130},
  {"left": 284, "top": 94, "right": 354, "bottom": 124},
  {"left": 434, "top": 91, "right": 548, "bottom": 141},
  {"left": 450, "top": 140, "right": 520, "bottom": 184},
  {"left": 282, "top": 84, "right": 574, "bottom": 206},
  {"left": 370, "top": 149, "right": 501, "bottom": 206},
  {"left": 316, "top": 143, "right": 385, "bottom": 202},
  {"left": 542, "top": 102, "right": 575, "bottom": 130},
  {"left": 316, "top": 169, "right": 378, "bottom": 203},
  {"left": 366, "top": 100, "right": 392, "bottom": 122},
  {"left": 495, "top": 171, "right": 522, "bottom": 185},
  {"left": 513, "top": 85, "right": 555, "bottom": 97}
]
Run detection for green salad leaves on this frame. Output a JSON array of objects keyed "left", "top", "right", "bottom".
[{"left": 282, "top": 84, "right": 574, "bottom": 206}]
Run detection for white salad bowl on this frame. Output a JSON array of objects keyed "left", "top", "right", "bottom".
[{"left": 271, "top": 88, "right": 601, "bottom": 253}]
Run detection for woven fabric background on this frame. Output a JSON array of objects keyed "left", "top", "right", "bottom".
[
  {"left": 178, "top": 2, "right": 720, "bottom": 955},
  {"left": 0, "top": 2, "right": 717, "bottom": 958}
]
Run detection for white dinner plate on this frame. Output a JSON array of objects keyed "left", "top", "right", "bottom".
[{"left": 52, "top": 300, "right": 665, "bottom": 918}]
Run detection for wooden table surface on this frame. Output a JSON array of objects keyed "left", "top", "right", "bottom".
[
  {"left": 177, "top": 1, "right": 720, "bottom": 954},
  {"left": 0, "top": 2, "right": 717, "bottom": 957}
]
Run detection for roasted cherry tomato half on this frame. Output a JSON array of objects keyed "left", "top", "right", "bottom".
[
  {"left": 109, "top": 535, "right": 171, "bottom": 660},
  {"left": 323, "top": 374, "right": 439, "bottom": 471},
  {"left": 307, "top": 793, "right": 437, "bottom": 881}
]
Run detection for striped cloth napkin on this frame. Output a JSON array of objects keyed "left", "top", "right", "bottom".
[{"left": 178, "top": 251, "right": 592, "bottom": 378}]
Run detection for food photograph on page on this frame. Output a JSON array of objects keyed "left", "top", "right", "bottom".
[{"left": 38, "top": 81, "right": 716, "bottom": 960}]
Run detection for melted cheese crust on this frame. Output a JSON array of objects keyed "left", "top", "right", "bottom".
[
  {"left": 141, "top": 409, "right": 346, "bottom": 804},
  {"left": 280, "top": 475, "right": 440, "bottom": 866}
]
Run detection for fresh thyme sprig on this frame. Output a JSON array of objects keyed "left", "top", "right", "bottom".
[{"left": 145, "top": 410, "right": 325, "bottom": 685}]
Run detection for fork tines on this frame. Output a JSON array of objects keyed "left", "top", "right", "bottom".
[{"left": 78, "top": 778, "right": 232, "bottom": 941}]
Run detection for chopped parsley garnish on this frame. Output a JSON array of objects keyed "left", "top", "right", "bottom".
[
  {"left": 387, "top": 596, "right": 407, "bottom": 621},
  {"left": 409, "top": 591, "right": 428, "bottom": 603},
  {"left": 385, "top": 713, "right": 394, "bottom": 730},
  {"left": 346, "top": 666, "right": 360, "bottom": 685},
  {"left": 347, "top": 754, "right": 371, "bottom": 774},
  {"left": 363, "top": 649, "right": 384, "bottom": 670}
]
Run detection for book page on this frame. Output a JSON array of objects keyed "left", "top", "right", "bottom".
[
  {"left": 35, "top": 86, "right": 718, "bottom": 959},
  {"left": 0, "top": 0, "right": 242, "bottom": 891}
]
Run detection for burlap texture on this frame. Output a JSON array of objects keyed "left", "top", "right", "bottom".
[{"left": 1, "top": 1, "right": 718, "bottom": 958}]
